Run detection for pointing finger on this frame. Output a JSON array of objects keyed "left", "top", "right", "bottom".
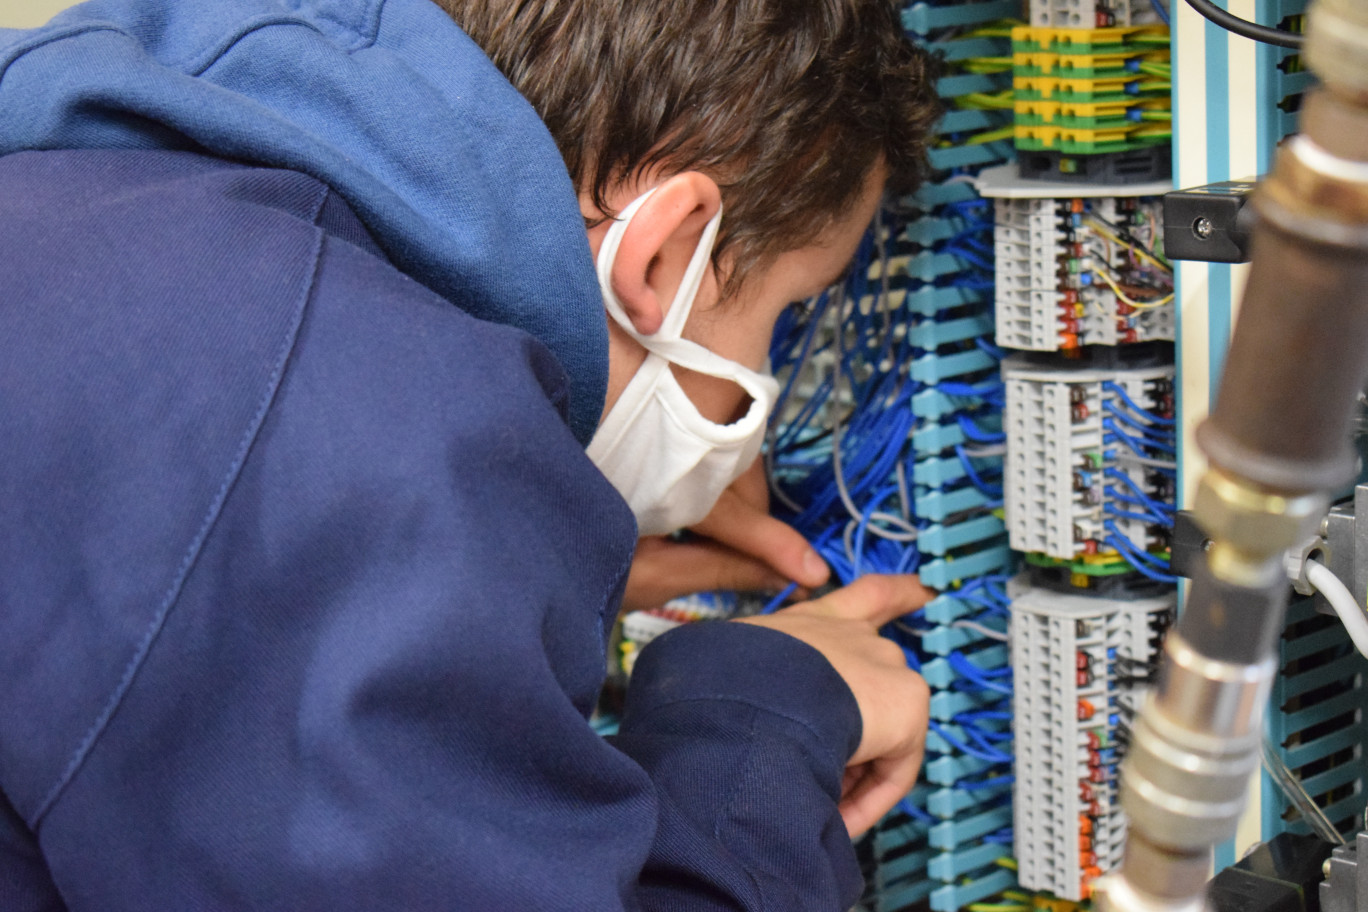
[{"left": 803, "top": 574, "right": 935, "bottom": 626}]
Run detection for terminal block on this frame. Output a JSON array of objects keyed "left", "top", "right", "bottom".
[
  {"left": 1010, "top": 24, "right": 1171, "bottom": 182},
  {"left": 617, "top": 591, "right": 736, "bottom": 676},
  {"left": 1003, "top": 357, "right": 1175, "bottom": 565},
  {"left": 996, "top": 196, "right": 1173, "bottom": 352},
  {"left": 1010, "top": 587, "right": 1175, "bottom": 900},
  {"left": 1029, "top": 0, "right": 1168, "bottom": 28}
]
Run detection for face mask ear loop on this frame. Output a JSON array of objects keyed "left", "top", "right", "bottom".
[
  {"left": 650, "top": 203, "right": 721, "bottom": 341},
  {"left": 595, "top": 187, "right": 723, "bottom": 347},
  {"left": 596, "top": 189, "right": 656, "bottom": 337}
]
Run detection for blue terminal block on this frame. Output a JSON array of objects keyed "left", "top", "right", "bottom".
[
  {"left": 926, "top": 782, "right": 1013, "bottom": 818},
  {"left": 935, "top": 72, "right": 1010, "bottom": 100},
  {"left": 910, "top": 348, "right": 998, "bottom": 385},
  {"left": 894, "top": 250, "right": 983, "bottom": 283},
  {"left": 904, "top": 178, "right": 983, "bottom": 210},
  {"left": 939, "top": 107, "right": 1010, "bottom": 137},
  {"left": 929, "top": 868, "right": 1016, "bottom": 912},
  {"left": 901, "top": 284, "right": 988, "bottom": 319},
  {"left": 929, "top": 805, "right": 1012, "bottom": 850},
  {"left": 876, "top": 878, "right": 937, "bottom": 912},
  {"left": 905, "top": 313, "right": 996, "bottom": 351},
  {"left": 928, "top": 841, "right": 1009, "bottom": 881},
  {"left": 901, "top": 0, "right": 1020, "bottom": 36},
  {"left": 928, "top": 143, "right": 1014, "bottom": 172},
  {"left": 912, "top": 387, "right": 1003, "bottom": 421},
  {"left": 917, "top": 544, "right": 1013, "bottom": 591},
  {"left": 921, "top": 650, "right": 1007, "bottom": 690},
  {"left": 922, "top": 625, "right": 984, "bottom": 656},
  {"left": 932, "top": 35, "right": 1011, "bottom": 63},
  {"left": 915, "top": 484, "right": 997, "bottom": 522},
  {"left": 930, "top": 691, "right": 1007, "bottom": 723},
  {"left": 911, "top": 418, "right": 973, "bottom": 455},
  {"left": 912, "top": 454, "right": 973, "bottom": 488},
  {"left": 926, "top": 752, "right": 997, "bottom": 786},
  {"left": 917, "top": 515, "right": 1004, "bottom": 556},
  {"left": 900, "top": 212, "right": 979, "bottom": 246},
  {"left": 922, "top": 593, "right": 977, "bottom": 625},
  {"left": 879, "top": 846, "right": 938, "bottom": 887}
]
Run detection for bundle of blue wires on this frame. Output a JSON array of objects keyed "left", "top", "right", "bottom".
[
  {"left": 1097, "top": 381, "right": 1177, "bottom": 582},
  {"left": 768, "top": 199, "right": 1016, "bottom": 821}
]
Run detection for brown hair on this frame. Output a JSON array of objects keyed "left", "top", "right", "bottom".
[{"left": 437, "top": 0, "right": 941, "bottom": 292}]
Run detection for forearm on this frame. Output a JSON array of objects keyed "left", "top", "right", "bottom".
[{"left": 610, "top": 622, "right": 864, "bottom": 912}]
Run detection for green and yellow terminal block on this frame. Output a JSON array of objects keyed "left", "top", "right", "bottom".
[{"left": 1010, "top": 25, "right": 1171, "bottom": 179}]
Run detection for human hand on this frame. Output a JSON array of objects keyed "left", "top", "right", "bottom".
[
  {"left": 737, "top": 574, "right": 933, "bottom": 837},
  {"left": 621, "top": 460, "right": 830, "bottom": 612}
]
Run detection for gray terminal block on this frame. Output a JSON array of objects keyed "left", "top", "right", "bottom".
[{"left": 1010, "top": 586, "right": 1175, "bottom": 900}]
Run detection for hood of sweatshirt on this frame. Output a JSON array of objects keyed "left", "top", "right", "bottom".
[{"left": 0, "top": 0, "right": 606, "bottom": 444}]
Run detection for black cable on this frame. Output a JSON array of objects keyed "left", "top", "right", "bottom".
[{"left": 1183, "top": 0, "right": 1303, "bottom": 49}]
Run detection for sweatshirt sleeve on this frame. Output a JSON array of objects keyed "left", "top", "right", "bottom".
[
  {"left": 610, "top": 621, "right": 866, "bottom": 912},
  {"left": 0, "top": 153, "right": 868, "bottom": 912}
]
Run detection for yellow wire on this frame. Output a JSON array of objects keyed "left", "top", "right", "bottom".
[
  {"left": 966, "top": 126, "right": 1017, "bottom": 145},
  {"left": 995, "top": 857, "right": 1019, "bottom": 871},
  {"left": 957, "top": 91, "right": 1015, "bottom": 110},
  {"left": 1092, "top": 267, "right": 1173, "bottom": 309},
  {"left": 1080, "top": 216, "right": 1171, "bottom": 273}
]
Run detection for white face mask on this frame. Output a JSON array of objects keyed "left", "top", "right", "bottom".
[{"left": 586, "top": 188, "right": 780, "bottom": 536}]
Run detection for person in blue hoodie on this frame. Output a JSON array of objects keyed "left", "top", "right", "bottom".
[{"left": 0, "top": 0, "right": 943, "bottom": 909}]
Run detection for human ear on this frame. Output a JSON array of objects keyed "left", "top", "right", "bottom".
[{"left": 610, "top": 171, "right": 722, "bottom": 336}]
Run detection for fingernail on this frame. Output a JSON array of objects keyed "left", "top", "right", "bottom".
[{"left": 802, "top": 549, "right": 828, "bottom": 581}]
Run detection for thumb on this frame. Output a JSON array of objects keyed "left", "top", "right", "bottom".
[
  {"left": 802, "top": 574, "right": 935, "bottom": 626},
  {"left": 691, "top": 490, "right": 830, "bottom": 588}
]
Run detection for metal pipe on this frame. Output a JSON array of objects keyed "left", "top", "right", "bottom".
[{"left": 1098, "top": 3, "right": 1368, "bottom": 911}]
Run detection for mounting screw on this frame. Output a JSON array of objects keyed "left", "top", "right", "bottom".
[{"left": 1192, "top": 216, "right": 1214, "bottom": 240}]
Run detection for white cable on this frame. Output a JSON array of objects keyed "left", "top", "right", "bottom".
[
  {"left": 1113, "top": 452, "right": 1178, "bottom": 470},
  {"left": 951, "top": 619, "right": 1009, "bottom": 642},
  {"left": 1303, "top": 559, "right": 1368, "bottom": 660}
]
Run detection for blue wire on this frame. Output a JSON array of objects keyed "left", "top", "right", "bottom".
[
  {"left": 1149, "top": 0, "right": 1171, "bottom": 26},
  {"left": 760, "top": 582, "right": 799, "bottom": 615},
  {"left": 1104, "top": 381, "right": 1174, "bottom": 426},
  {"left": 1105, "top": 468, "right": 1173, "bottom": 515},
  {"left": 957, "top": 413, "right": 1005, "bottom": 443},
  {"left": 1106, "top": 536, "right": 1179, "bottom": 584},
  {"left": 898, "top": 796, "right": 936, "bottom": 823},
  {"left": 1106, "top": 505, "right": 1174, "bottom": 527},
  {"left": 959, "top": 774, "right": 1015, "bottom": 791},
  {"left": 941, "top": 244, "right": 995, "bottom": 273},
  {"left": 955, "top": 445, "right": 1004, "bottom": 499},
  {"left": 949, "top": 653, "right": 1013, "bottom": 695},
  {"left": 939, "top": 380, "right": 1004, "bottom": 399},
  {"left": 975, "top": 336, "right": 1007, "bottom": 360},
  {"left": 1103, "top": 521, "right": 1179, "bottom": 583},
  {"left": 929, "top": 721, "right": 1012, "bottom": 764},
  {"left": 1103, "top": 400, "right": 1176, "bottom": 440},
  {"left": 1106, "top": 486, "right": 1175, "bottom": 515},
  {"left": 1104, "top": 529, "right": 1172, "bottom": 572},
  {"left": 1104, "top": 419, "right": 1176, "bottom": 455}
]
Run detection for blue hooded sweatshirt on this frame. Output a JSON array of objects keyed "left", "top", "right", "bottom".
[{"left": 0, "top": 2, "right": 865, "bottom": 910}]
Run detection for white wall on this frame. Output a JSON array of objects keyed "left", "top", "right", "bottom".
[{"left": 1, "top": 0, "right": 83, "bottom": 28}]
